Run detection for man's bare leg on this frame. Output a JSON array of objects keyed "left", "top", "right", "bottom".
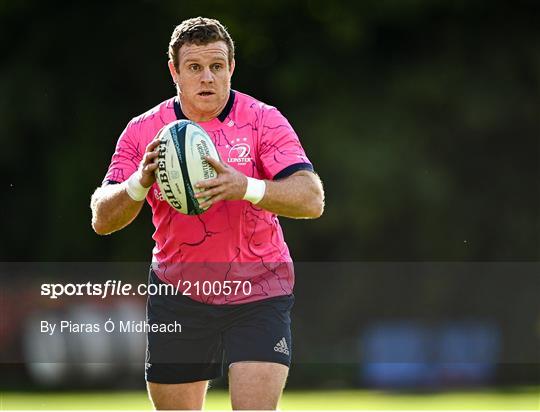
[
  {"left": 147, "top": 380, "right": 208, "bottom": 410},
  {"left": 229, "top": 361, "right": 289, "bottom": 410}
]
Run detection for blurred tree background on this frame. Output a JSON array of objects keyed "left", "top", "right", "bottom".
[
  {"left": 1, "top": 0, "right": 539, "bottom": 390},
  {"left": 1, "top": 0, "right": 538, "bottom": 261}
]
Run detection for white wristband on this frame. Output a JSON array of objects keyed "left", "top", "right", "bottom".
[
  {"left": 243, "top": 177, "right": 266, "bottom": 204},
  {"left": 125, "top": 171, "right": 150, "bottom": 201}
]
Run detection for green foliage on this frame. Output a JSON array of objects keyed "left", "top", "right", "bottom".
[{"left": 1, "top": 0, "right": 538, "bottom": 260}]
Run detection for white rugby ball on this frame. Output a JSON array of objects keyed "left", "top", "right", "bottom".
[{"left": 155, "top": 120, "right": 220, "bottom": 215}]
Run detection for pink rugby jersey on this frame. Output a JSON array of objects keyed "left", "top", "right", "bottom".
[{"left": 104, "top": 90, "right": 314, "bottom": 304}]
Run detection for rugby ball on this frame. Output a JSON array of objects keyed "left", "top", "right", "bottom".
[{"left": 155, "top": 120, "right": 220, "bottom": 215}]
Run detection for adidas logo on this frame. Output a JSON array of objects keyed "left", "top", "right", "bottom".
[{"left": 273, "top": 337, "right": 290, "bottom": 356}]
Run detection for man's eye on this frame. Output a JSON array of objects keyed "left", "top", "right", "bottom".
[
  {"left": 212, "top": 64, "right": 222, "bottom": 71},
  {"left": 189, "top": 64, "right": 200, "bottom": 71}
]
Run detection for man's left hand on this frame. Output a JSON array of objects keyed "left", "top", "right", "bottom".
[{"left": 195, "top": 156, "right": 248, "bottom": 209}]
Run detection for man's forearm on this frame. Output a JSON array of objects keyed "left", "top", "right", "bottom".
[
  {"left": 90, "top": 183, "right": 145, "bottom": 235},
  {"left": 257, "top": 172, "right": 324, "bottom": 219}
]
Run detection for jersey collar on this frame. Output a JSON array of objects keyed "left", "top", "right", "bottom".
[{"left": 174, "top": 90, "right": 235, "bottom": 123}]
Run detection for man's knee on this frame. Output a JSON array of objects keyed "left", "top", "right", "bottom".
[
  {"left": 147, "top": 380, "right": 208, "bottom": 410},
  {"left": 229, "top": 361, "right": 289, "bottom": 410}
]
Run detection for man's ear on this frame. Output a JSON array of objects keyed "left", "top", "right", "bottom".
[
  {"left": 229, "top": 58, "right": 235, "bottom": 78},
  {"left": 168, "top": 60, "right": 179, "bottom": 85}
]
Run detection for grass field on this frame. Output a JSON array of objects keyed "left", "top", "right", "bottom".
[{"left": 1, "top": 387, "right": 539, "bottom": 410}]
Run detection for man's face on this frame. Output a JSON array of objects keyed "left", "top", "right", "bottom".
[{"left": 169, "top": 40, "right": 234, "bottom": 122}]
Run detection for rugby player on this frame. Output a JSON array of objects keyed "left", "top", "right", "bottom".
[{"left": 91, "top": 17, "right": 324, "bottom": 410}]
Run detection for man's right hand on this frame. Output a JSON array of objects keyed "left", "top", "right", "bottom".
[
  {"left": 90, "top": 135, "right": 165, "bottom": 235},
  {"left": 139, "top": 136, "right": 162, "bottom": 188}
]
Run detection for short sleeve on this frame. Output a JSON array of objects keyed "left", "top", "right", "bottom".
[
  {"left": 258, "top": 107, "right": 313, "bottom": 180},
  {"left": 102, "top": 121, "right": 143, "bottom": 185}
]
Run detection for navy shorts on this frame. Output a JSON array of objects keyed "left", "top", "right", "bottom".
[{"left": 145, "top": 269, "right": 294, "bottom": 384}]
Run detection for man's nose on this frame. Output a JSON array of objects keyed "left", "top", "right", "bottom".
[{"left": 200, "top": 67, "right": 214, "bottom": 82}]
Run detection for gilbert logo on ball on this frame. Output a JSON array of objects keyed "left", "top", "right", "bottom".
[{"left": 155, "top": 120, "right": 220, "bottom": 215}]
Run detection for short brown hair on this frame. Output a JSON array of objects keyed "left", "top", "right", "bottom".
[{"left": 168, "top": 17, "right": 235, "bottom": 71}]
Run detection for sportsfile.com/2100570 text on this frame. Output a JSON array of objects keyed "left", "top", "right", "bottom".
[{"left": 40, "top": 280, "right": 252, "bottom": 299}]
